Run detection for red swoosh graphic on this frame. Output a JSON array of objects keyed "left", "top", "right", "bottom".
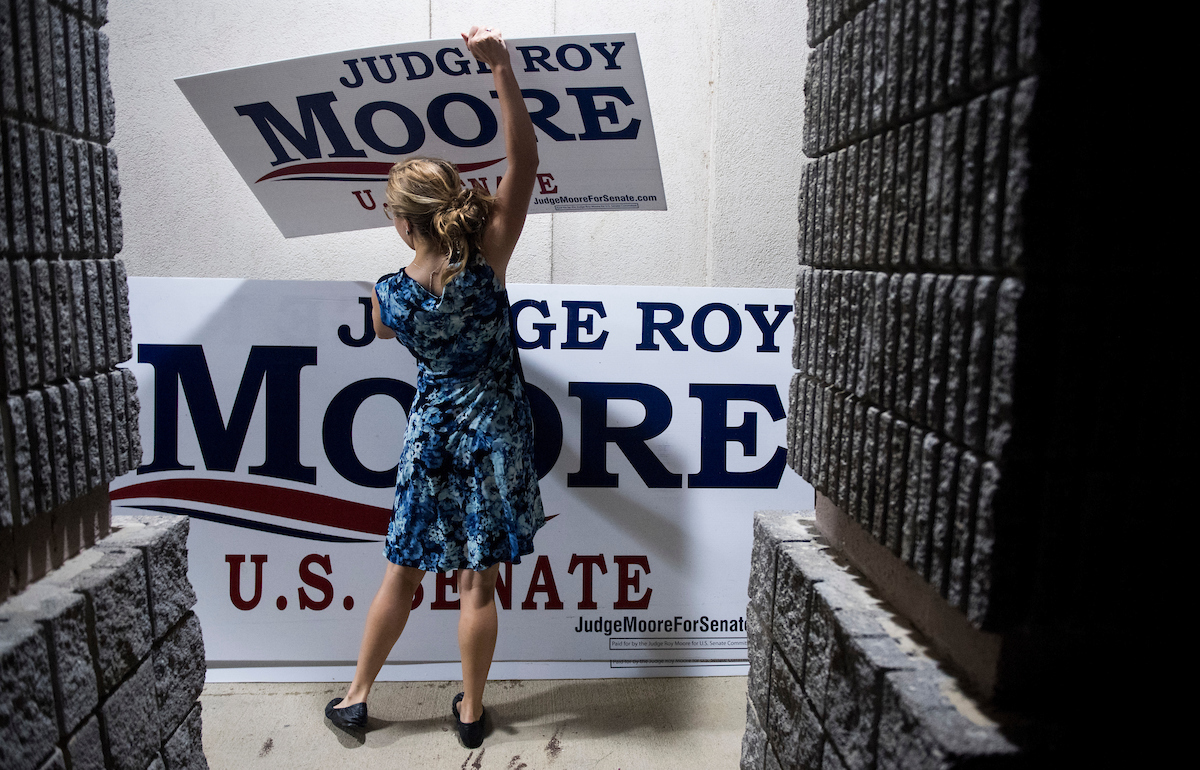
[
  {"left": 255, "top": 158, "right": 505, "bottom": 183},
  {"left": 111, "top": 478, "right": 391, "bottom": 536}
]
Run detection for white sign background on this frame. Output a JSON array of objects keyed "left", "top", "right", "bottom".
[
  {"left": 177, "top": 34, "right": 667, "bottom": 237},
  {"left": 112, "top": 278, "right": 812, "bottom": 680}
]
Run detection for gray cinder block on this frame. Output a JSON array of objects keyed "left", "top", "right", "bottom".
[
  {"left": 100, "top": 658, "right": 160, "bottom": 770},
  {"left": 766, "top": 645, "right": 810, "bottom": 769},
  {"left": 49, "top": 3, "right": 69, "bottom": 131},
  {"left": 837, "top": 394, "right": 855, "bottom": 510},
  {"left": 741, "top": 700, "right": 768, "bottom": 770},
  {"left": 1, "top": 266, "right": 21, "bottom": 392},
  {"left": 978, "top": 86, "right": 1012, "bottom": 271},
  {"left": 24, "top": 390, "right": 53, "bottom": 516},
  {"left": 23, "top": 123, "right": 48, "bottom": 254},
  {"left": 880, "top": 273, "right": 902, "bottom": 410},
  {"left": 1001, "top": 77, "right": 1036, "bottom": 270},
  {"left": 109, "top": 371, "right": 128, "bottom": 477},
  {"left": 65, "top": 715, "right": 105, "bottom": 770},
  {"left": 885, "top": 417, "right": 910, "bottom": 555},
  {"left": 43, "top": 128, "right": 64, "bottom": 256},
  {"left": 911, "top": 433, "right": 942, "bottom": 576},
  {"left": 850, "top": 141, "right": 867, "bottom": 266},
  {"left": 745, "top": 610, "right": 772, "bottom": 725},
  {"left": 930, "top": 0, "right": 953, "bottom": 108},
  {"left": 825, "top": 271, "right": 842, "bottom": 386},
  {"left": 123, "top": 368, "right": 142, "bottom": 469},
  {"left": 893, "top": 273, "right": 917, "bottom": 420},
  {"left": 76, "top": 139, "right": 96, "bottom": 256},
  {"left": 0, "top": 416, "right": 10, "bottom": 528},
  {"left": 106, "top": 147, "right": 123, "bottom": 253},
  {"left": 1, "top": 2, "right": 18, "bottom": 117},
  {"left": 930, "top": 442, "right": 960, "bottom": 593},
  {"left": 58, "top": 544, "right": 152, "bottom": 692},
  {"left": 828, "top": 389, "right": 845, "bottom": 507},
  {"left": 903, "top": 117, "right": 929, "bottom": 268},
  {"left": 91, "top": 145, "right": 110, "bottom": 256},
  {"left": 10, "top": 0, "right": 36, "bottom": 118},
  {"left": 897, "top": 0, "right": 919, "bottom": 121},
  {"left": 860, "top": 405, "right": 880, "bottom": 530},
  {"left": 985, "top": 277, "right": 1023, "bottom": 460},
  {"left": 65, "top": 12, "right": 84, "bottom": 136},
  {"left": 899, "top": 428, "right": 926, "bottom": 565},
  {"left": 107, "top": 515, "right": 196, "bottom": 638},
  {"left": 82, "top": 24, "right": 99, "bottom": 141},
  {"left": 826, "top": 630, "right": 919, "bottom": 770},
  {"left": 833, "top": 147, "right": 849, "bottom": 268},
  {"left": 69, "top": 261, "right": 91, "bottom": 373},
  {"left": 947, "top": 0, "right": 971, "bottom": 99},
  {"left": 992, "top": 0, "right": 1019, "bottom": 83},
  {"left": 849, "top": 399, "right": 867, "bottom": 521},
  {"left": 50, "top": 262, "right": 76, "bottom": 379},
  {"left": 870, "top": 1, "right": 889, "bottom": 131},
  {"left": 33, "top": 260, "right": 59, "bottom": 384},
  {"left": 98, "top": 31, "right": 114, "bottom": 143},
  {"left": 61, "top": 138, "right": 81, "bottom": 255},
  {"left": 924, "top": 274, "right": 954, "bottom": 432},
  {"left": 847, "top": 14, "right": 864, "bottom": 143},
  {"left": 45, "top": 386, "right": 71, "bottom": 507},
  {"left": 912, "top": 0, "right": 936, "bottom": 114},
  {"left": 878, "top": 131, "right": 897, "bottom": 267},
  {"left": 3, "top": 126, "right": 29, "bottom": 255},
  {"left": 871, "top": 411, "right": 893, "bottom": 542},
  {"left": 94, "top": 372, "right": 115, "bottom": 483},
  {"left": 922, "top": 111, "right": 947, "bottom": 268},
  {"left": 948, "top": 450, "right": 981, "bottom": 611},
  {"left": 0, "top": 581, "right": 99, "bottom": 735},
  {"left": 957, "top": 95, "right": 987, "bottom": 270},
  {"left": 161, "top": 702, "right": 208, "bottom": 770},
  {"left": 876, "top": 669, "right": 1017, "bottom": 770},
  {"left": 82, "top": 260, "right": 104, "bottom": 374},
  {"left": 968, "top": 460, "right": 1002, "bottom": 628},
  {"left": 7, "top": 394, "right": 37, "bottom": 525},
  {"left": 936, "top": 104, "right": 964, "bottom": 266},
  {"left": 908, "top": 274, "right": 935, "bottom": 424},
  {"left": 829, "top": 26, "right": 844, "bottom": 152},
  {"left": 153, "top": 612, "right": 206, "bottom": 741},
  {"left": 13, "top": 260, "right": 40, "bottom": 388},
  {"left": 62, "top": 382, "right": 85, "bottom": 498},
  {"left": 891, "top": 123, "right": 913, "bottom": 268},
  {"left": 969, "top": 0, "right": 995, "bottom": 91},
  {"left": 0, "top": 618, "right": 59, "bottom": 770},
  {"left": 942, "top": 275, "right": 975, "bottom": 443},
  {"left": 964, "top": 277, "right": 999, "bottom": 451}
]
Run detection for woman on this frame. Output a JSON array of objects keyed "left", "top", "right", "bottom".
[{"left": 325, "top": 26, "right": 544, "bottom": 749}]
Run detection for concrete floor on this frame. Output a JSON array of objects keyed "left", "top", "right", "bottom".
[{"left": 200, "top": 676, "right": 749, "bottom": 769}]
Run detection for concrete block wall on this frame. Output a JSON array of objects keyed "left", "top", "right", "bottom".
[
  {"left": 2, "top": 0, "right": 140, "bottom": 601},
  {"left": 0, "top": 515, "right": 207, "bottom": 770},
  {"left": 788, "top": 0, "right": 1041, "bottom": 635},
  {"left": 741, "top": 511, "right": 1016, "bottom": 770}
]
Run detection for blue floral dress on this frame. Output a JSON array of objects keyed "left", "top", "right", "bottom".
[{"left": 374, "top": 256, "right": 545, "bottom": 572}]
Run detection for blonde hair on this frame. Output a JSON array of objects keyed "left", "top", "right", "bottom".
[{"left": 385, "top": 158, "right": 495, "bottom": 285}]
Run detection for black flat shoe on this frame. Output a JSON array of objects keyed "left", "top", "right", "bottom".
[
  {"left": 452, "top": 692, "right": 486, "bottom": 748},
  {"left": 325, "top": 697, "right": 368, "bottom": 731}
]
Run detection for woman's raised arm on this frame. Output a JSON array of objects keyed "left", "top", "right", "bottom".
[{"left": 461, "top": 26, "right": 538, "bottom": 280}]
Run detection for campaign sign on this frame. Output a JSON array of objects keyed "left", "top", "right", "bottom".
[
  {"left": 176, "top": 34, "right": 667, "bottom": 237},
  {"left": 111, "top": 279, "right": 812, "bottom": 679}
]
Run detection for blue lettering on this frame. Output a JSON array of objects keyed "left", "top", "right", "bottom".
[
  {"left": 355, "top": 101, "right": 426, "bottom": 155},
  {"left": 688, "top": 384, "right": 787, "bottom": 488},
  {"left": 636, "top": 302, "right": 688, "bottom": 351},
  {"left": 568, "top": 382, "right": 681, "bottom": 488},
  {"left": 566, "top": 87, "right": 641, "bottom": 140},
  {"left": 562, "top": 301, "right": 609, "bottom": 350},
  {"left": 234, "top": 92, "right": 366, "bottom": 166},
  {"left": 137, "top": 345, "right": 318, "bottom": 484},
  {"left": 427, "top": 93, "right": 498, "bottom": 148},
  {"left": 322, "top": 378, "right": 415, "bottom": 487},
  {"left": 745, "top": 304, "right": 793, "bottom": 352},
  {"left": 691, "top": 303, "right": 742, "bottom": 352},
  {"left": 511, "top": 299, "right": 554, "bottom": 349}
]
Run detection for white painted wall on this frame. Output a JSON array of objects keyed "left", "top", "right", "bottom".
[{"left": 108, "top": 0, "right": 808, "bottom": 288}]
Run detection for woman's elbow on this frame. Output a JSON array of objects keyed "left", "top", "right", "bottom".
[{"left": 373, "top": 319, "right": 396, "bottom": 340}]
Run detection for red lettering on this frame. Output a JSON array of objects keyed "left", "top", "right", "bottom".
[
  {"left": 298, "top": 554, "right": 333, "bottom": 610},
  {"left": 430, "top": 570, "right": 461, "bottom": 609},
  {"left": 537, "top": 173, "right": 558, "bottom": 194},
  {"left": 568, "top": 554, "right": 608, "bottom": 610},
  {"left": 521, "top": 554, "right": 564, "bottom": 609},
  {"left": 226, "top": 554, "right": 267, "bottom": 610},
  {"left": 613, "top": 555, "right": 652, "bottom": 609}
]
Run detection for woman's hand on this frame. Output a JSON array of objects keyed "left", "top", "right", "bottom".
[{"left": 461, "top": 26, "right": 511, "bottom": 68}]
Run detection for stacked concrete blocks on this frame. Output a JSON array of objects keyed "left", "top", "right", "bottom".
[
  {"left": 789, "top": 0, "right": 1040, "bottom": 634},
  {"left": 0, "top": 515, "right": 207, "bottom": 770},
  {"left": 3, "top": 0, "right": 140, "bottom": 600},
  {"left": 741, "top": 511, "right": 1016, "bottom": 770}
]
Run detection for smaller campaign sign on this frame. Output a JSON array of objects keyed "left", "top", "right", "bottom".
[{"left": 177, "top": 34, "right": 666, "bottom": 238}]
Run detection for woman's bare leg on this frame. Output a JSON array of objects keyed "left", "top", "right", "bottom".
[
  {"left": 456, "top": 564, "right": 501, "bottom": 723},
  {"left": 336, "top": 562, "right": 425, "bottom": 708}
]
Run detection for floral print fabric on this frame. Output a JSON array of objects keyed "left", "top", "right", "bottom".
[{"left": 375, "top": 256, "right": 545, "bottom": 572}]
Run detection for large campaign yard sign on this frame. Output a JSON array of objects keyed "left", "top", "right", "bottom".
[
  {"left": 177, "top": 34, "right": 666, "bottom": 237},
  {"left": 111, "top": 279, "right": 812, "bottom": 680}
]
